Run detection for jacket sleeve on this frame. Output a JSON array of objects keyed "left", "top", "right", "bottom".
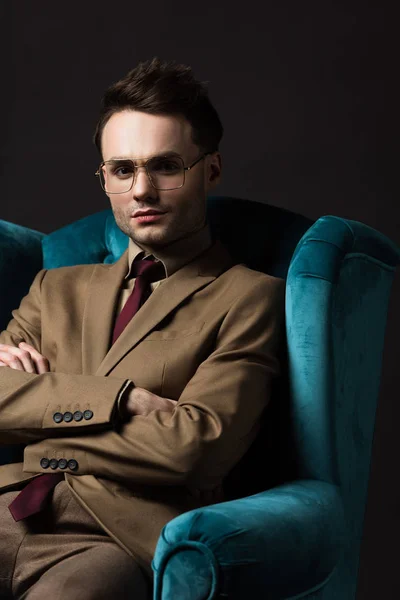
[
  {"left": 0, "top": 269, "right": 130, "bottom": 444},
  {"left": 22, "top": 277, "right": 286, "bottom": 491}
]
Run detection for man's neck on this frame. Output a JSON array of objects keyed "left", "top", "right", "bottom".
[{"left": 126, "top": 222, "right": 213, "bottom": 278}]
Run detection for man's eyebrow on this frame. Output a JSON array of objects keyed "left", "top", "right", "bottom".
[{"left": 108, "top": 151, "right": 181, "bottom": 161}]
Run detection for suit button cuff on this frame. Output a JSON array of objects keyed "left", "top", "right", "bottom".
[{"left": 53, "top": 412, "right": 63, "bottom": 423}]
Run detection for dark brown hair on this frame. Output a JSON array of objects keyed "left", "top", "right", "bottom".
[{"left": 93, "top": 57, "right": 223, "bottom": 157}]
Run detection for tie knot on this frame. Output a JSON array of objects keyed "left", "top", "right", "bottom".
[{"left": 132, "top": 257, "right": 164, "bottom": 282}]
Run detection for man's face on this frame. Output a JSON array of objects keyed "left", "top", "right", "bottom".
[{"left": 100, "top": 110, "right": 221, "bottom": 250}]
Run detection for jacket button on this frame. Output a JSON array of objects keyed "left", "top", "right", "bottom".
[
  {"left": 73, "top": 411, "right": 83, "bottom": 422},
  {"left": 67, "top": 459, "right": 79, "bottom": 471},
  {"left": 53, "top": 412, "right": 63, "bottom": 423},
  {"left": 63, "top": 412, "right": 73, "bottom": 423},
  {"left": 49, "top": 458, "right": 59, "bottom": 470},
  {"left": 40, "top": 458, "right": 50, "bottom": 469},
  {"left": 83, "top": 410, "right": 93, "bottom": 420},
  {"left": 58, "top": 459, "right": 68, "bottom": 469}
]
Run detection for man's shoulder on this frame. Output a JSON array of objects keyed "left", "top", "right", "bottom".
[
  {"left": 221, "top": 262, "right": 285, "bottom": 295},
  {"left": 44, "top": 262, "right": 107, "bottom": 278},
  {"left": 40, "top": 262, "right": 114, "bottom": 290}
]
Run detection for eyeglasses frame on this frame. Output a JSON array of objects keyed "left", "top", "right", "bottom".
[{"left": 95, "top": 152, "right": 212, "bottom": 193}]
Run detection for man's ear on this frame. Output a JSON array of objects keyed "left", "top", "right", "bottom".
[{"left": 206, "top": 152, "right": 222, "bottom": 189}]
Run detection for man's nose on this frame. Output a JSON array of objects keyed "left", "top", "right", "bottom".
[{"left": 131, "top": 166, "right": 155, "bottom": 198}]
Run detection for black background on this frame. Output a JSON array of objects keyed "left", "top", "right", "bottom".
[{"left": 1, "top": 1, "right": 398, "bottom": 597}]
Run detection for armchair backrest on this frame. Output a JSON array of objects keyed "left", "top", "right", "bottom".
[{"left": 0, "top": 219, "right": 43, "bottom": 332}]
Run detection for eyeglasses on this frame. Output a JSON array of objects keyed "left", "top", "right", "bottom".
[{"left": 95, "top": 153, "right": 210, "bottom": 193}]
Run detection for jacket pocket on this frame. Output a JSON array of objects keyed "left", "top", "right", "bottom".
[{"left": 144, "top": 322, "right": 205, "bottom": 341}]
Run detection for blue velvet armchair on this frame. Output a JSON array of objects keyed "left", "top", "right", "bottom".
[{"left": 0, "top": 196, "right": 399, "bottom": 599}]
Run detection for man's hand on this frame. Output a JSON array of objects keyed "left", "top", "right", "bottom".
[
  {"left": 121, "top": 386, "right": 177, "bottom": 419},
  {"left": 0, "top": 342, "right": 50, "bottom": 373}
]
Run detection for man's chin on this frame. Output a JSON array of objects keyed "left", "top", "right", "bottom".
[{"left": 128, "top": 226, "right": 175, "bottom": 249}]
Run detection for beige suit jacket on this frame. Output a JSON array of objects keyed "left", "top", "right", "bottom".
[{"left": 0, "top": 237, "right": 285, "bottom": 573}]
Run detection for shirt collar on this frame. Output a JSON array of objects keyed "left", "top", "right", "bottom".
[{"left": 125, "top": 222, "right": 213, "bottom": 279}]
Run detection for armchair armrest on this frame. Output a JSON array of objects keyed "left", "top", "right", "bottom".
[{"left": 152, "top": 479, "right": 345, "bottom": 600}]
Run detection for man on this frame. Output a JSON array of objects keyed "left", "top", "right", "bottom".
[{"left": 0, "top": 58, "right": 286, "bottom": 599}]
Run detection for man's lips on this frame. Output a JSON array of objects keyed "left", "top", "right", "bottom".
[
  {"left": 132, "top": 209, "right": 166, "bottom": 217},
  {"left": 132, "top": 210, "right": 167, "bottom": 223}
]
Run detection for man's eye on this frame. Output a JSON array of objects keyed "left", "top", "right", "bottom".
[
  {"left": 112, "top": 165, "right": 133, "bottom": 177},
  {"left": 151, "top": 160, "right": 180, "bottom": 173}
]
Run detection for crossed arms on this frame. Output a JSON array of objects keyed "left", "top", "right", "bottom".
[
  {"left": 0, "top": 341, "right": 176, "bottom": 419},
  {"left": 0, "top": 269, "right": 285, "bottom": 491}
]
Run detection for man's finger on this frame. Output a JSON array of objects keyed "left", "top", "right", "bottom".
[
  {"left": 0, "top": 350, "right": 25, "bottom": 371},
  {"left": 0, "top": 343, "right": 38, "bottom": 373},
  {"left": 15, "top": 346, "right": 39, "bottom": 373},
  {"left": 125, "top": 387, "right": 177, "bottom": 417},
  {"left": 19, "top": 342, "right": 49, "bottom": 374}
]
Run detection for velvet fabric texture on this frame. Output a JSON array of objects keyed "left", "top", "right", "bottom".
[
  {"left": 0, "top": 196, "right": 399, "bottom": 599},
  {"left": 0, "top": 219, "right": 43, "bottom": 332}
]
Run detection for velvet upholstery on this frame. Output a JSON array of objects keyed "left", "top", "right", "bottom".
[
  {"left": 0, "top": 219, "right": 43, "bottom": 332},
  {"left": 0, "top": 196, "right": 399, "bottom": 599}
]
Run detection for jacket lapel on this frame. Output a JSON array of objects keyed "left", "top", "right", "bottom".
[
  {"left": 81, "top": 251, "right": 129, "bottom": 375},
  {"left": 81, "top": 239, "right": 235, "bottom": 377}
]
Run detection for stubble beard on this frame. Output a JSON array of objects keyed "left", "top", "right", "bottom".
[
  {"left": 112, "top": 205, "right": 186, "bottom": 249},
  {"left": 112, "top": 201, "right": 208, "bottom": 250}
]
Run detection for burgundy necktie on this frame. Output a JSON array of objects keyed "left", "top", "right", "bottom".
[
  {"left": 111, "top": 256, "right": 162, "bottom": 344},
  {"left": 8, "top": 257, "right": 163, "bottom": 522},
  {"left": 9, "top": 473, "right": 64, "bottom": 521}
]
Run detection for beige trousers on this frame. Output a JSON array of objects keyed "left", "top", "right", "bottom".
[{"left": 0, "top": 480, "right": 152, "bottom": 600}]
